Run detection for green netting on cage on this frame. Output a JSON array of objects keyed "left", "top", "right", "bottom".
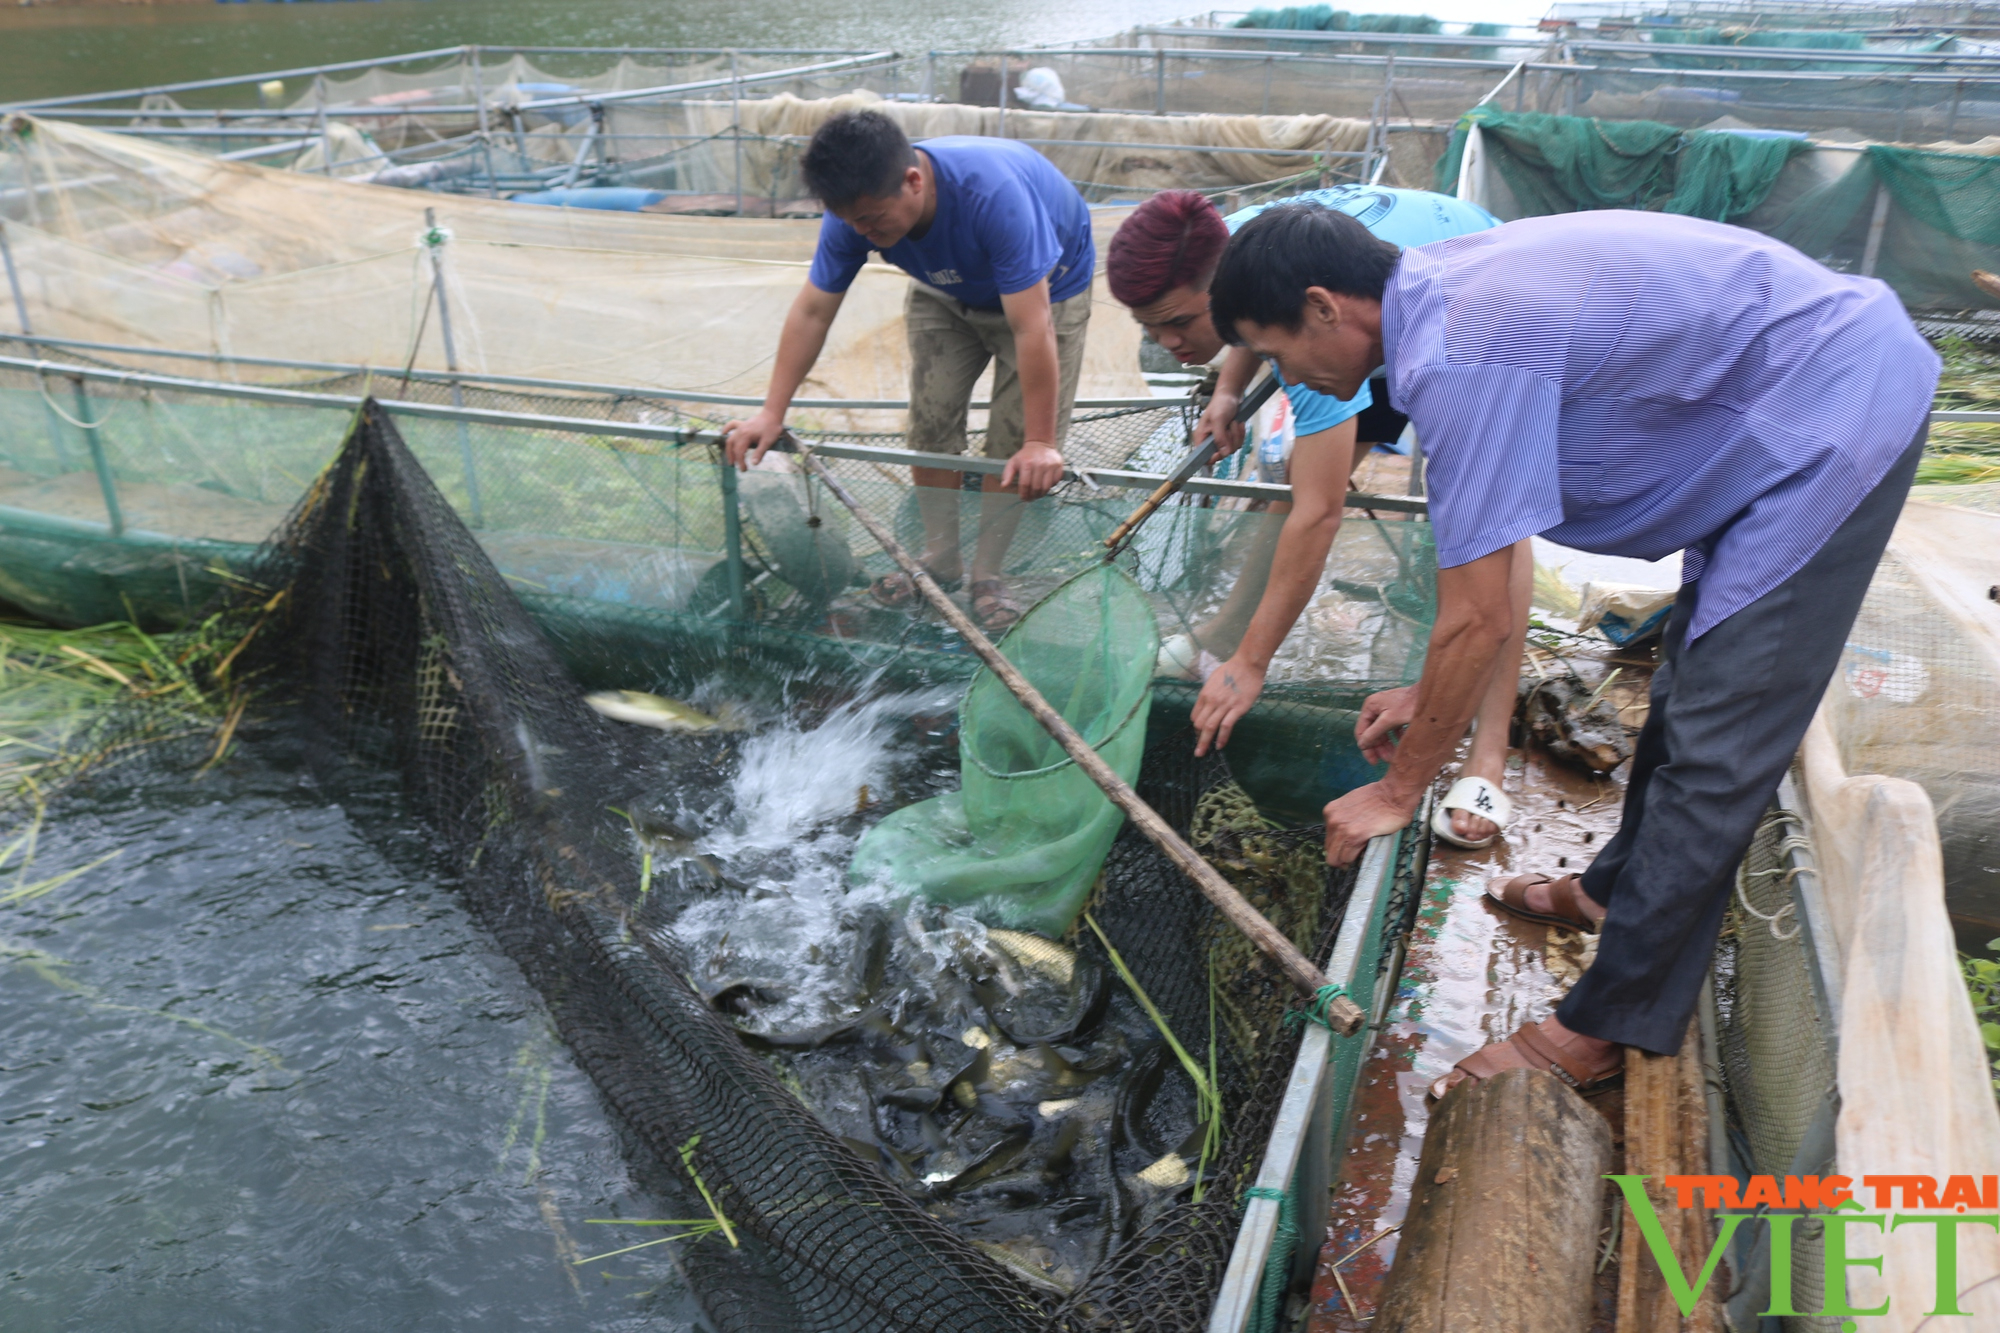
[
  {"left": 1767, "top": 145, "right": 2000, "bottom": 311},
  {"left": 849, "top": 565, "right": 1158, "bottom": 936},
  {"left": 1433, "top": 108, "right": 1808, "bottom": 222},
  {"left": 1231, "top": 7, "right": 1443, "bottom": 32},
  {"left": 0, "top": 361, "right": 1437, "bottom": 828}
]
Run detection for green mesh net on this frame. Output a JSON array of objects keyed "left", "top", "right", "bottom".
[
  {"left": 1231, "top": 7, "right": 1443, "bottom": 33},
  {"left": 849, "top": 566, "right": 1158, "bottom": 937},
  {"left": 1769, "top": 145, "right": 2000, "bottom": 311},
  {"left": 1435, "top": 113, "right": 2000, "bottom": 316},
  {"left": 1433, "top": 108, "right": 1808, "bottom": 222}
]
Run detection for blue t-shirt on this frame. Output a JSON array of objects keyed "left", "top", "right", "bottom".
[
  {"left": 808, "top": 138, "right": 1095, "bottom": 311},
  {"left": 1223, "top": 186, "right": 1500, "bottom": 436}
]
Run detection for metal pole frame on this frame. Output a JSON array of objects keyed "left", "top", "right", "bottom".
[
  {"left": 70, "top": 374, "right": 124, "bottom": 536},
  {"left": 312, "top": 75, "right": 334, "bottom": 176},
  {"left": 719, "top": 459, "right": 747, "bottom": 617},
  {"left": 1208, "top": 828, "right": 1406, "bottom": 1333},
  {"left": 421, "top": 208, "right": 484, "bottom": 529},
  {"left": 0, "top": 352, "right": 1443, "bottom": 513},
  {"left": 1861, "top": 182, "right": 1893, "bottom": 278},
  {"left": 0, "top": 220, "right": 32, "bottom": 339},
  {"left": 469, "top": 46, "right": 499, "bottom": 198},
  {"left": 731, "top": 51, "right": 744, "bottom": 216}
]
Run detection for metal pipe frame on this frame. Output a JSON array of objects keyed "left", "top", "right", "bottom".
[
  {"left": 8, "top": 51, "right": 902, "bottom": 120},
  {"left": 922, "top": 45, "right": 2000, "bottom": 86},
  {"left": 2, "top": 46, "right": 474, "bottom": 112},
  {"left": 1775, "top": 772, "right": 1843, "bottom": 1039},
  {"left": 471, "top": 46, "right": 882, "bottom": 57},
  {"left": 1, "top": 46, "right": 882, "bottom": 113},
  {"left": 993, "top": 138, "right": 1370, "bottom": 156},
  {"left": 9, "top": 336, "right": 1989, "bottom": 426},
  {"left": 81, "top": 126, "right": 337, "bottom": 139},
  {"left": 1129, "top": 25, "right": 1559, "bottom": 52},
  {"left": 0, "top": 352, "right": 1430, "bottom": 513},
  {"left": 1566, "top": 37, "right": 2000, "bottom": 68},
  {"left": 0, "top": 334, "right": 1167, "bottom": 412}
]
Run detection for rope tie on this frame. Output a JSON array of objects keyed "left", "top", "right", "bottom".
[
  {"left": 1283, "top": 982, "right": 1353, "bottom": 1032},
  {"left": 1242, "top": 1186, "right": 1298, "bottom": 1332},
  {"left": 35, "top": 371, "right": 119, "bottom": 431},
  {"left": 1736, "top": 861, "right": 1800, "bottom": 941}
]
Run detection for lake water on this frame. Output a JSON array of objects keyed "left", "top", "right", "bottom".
[
  {"left": 0, "top": 0, "right": 1202, "bottom": 105},
  {"left": 0, "top": 741, "right": 710, "bottom": 1332}
]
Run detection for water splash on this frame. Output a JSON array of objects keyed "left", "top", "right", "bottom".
[{"left": 666, "top": 679, "right": 967, "bottom": 1034}]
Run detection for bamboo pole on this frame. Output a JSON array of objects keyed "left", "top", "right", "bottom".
[
  {"left": 786, "top": 437, "right": 1362, "bottom": 1031},
  {"left": 1102, "top": 372, "right": 1281, "bottom": 558}
]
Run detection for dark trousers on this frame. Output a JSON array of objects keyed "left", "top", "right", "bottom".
[{"left": 1556, "top": 431, "right": 1925, "bottom": 1055}]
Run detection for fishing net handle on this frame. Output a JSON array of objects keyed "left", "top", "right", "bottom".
[
  {"left": 786, "top": 433, "right": 1363, "bottom": 1035},
  {"left": 1100, "top": 370, "right": 1283, "bottom": 560}
]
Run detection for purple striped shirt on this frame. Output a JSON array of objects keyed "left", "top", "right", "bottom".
[{"left": 1381, "top": 211, "right": 1940, "bottom": 641}]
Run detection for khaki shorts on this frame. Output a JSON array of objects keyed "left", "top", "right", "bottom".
[{"left": 904, "top": 282, "right": 1091, "bottom": 460}]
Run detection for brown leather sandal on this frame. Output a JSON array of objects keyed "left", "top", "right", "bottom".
[
  {"left": 1428, "top": 1017, "right": 1624, "bottom": 1102},
  {"left": 1484, "top": 872, "right": 1606, "bottom": 933},
  {"left": 969, "top": 579, "right": 1023, "bottom": 633},
  {"left": 871, "top": 569, "right": 961, "bottom": 608}
]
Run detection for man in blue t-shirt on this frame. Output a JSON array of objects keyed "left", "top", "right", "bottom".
[{"left": 723, "top": 110, "right": 1095, "bottom": 630}]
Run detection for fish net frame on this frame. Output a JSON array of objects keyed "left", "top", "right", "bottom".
[{"left": 30, "top": 400, "right": 1375, "bottom": 1332}]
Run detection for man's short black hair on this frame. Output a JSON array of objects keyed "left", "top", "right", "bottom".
[
  {"left": 800, "top": 110, "right": 919, "bottom": 209},
  {"left": 1209, "top": 203, "right": 1402, "bottom": 341}
]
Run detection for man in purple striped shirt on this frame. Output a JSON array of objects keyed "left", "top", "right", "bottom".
[{"left": 1209, "top": 206, "right": 1938, "bottom": 1096}]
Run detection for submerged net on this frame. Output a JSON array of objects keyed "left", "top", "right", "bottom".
[{"left": 119, "top": 399, "right": 1374, "bottom": 1330}]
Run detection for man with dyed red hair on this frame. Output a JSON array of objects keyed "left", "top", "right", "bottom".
[{"left": 1107, "top": 186, "right": 1519, "bottom": 850}]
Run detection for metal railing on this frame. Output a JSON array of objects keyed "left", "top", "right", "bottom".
[
  {"left": 0, "top": 352, "right": 1432, "bottom": 514},
  {"left": 1209, "top": 822, "right": 1411, "bottom": 1333}
]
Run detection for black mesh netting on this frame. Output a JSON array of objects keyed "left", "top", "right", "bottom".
[{"left": 86, "top": 401, "right": 1358, "bottom": 1331}]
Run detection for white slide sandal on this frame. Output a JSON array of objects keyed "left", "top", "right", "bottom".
[{"left": 1432, "top": 775, "right": 1513, "bottom": 850}]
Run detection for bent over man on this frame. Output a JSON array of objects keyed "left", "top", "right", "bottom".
[
  {"left": 1208, "top": 204, "right": 1937, "bottom": 1096},
  {"left": 724, "top": 110, "right": 1093, "bottom": 631}
]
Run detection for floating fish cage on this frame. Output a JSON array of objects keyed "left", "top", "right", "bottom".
[
  {"left": 0, "top": 43, "right": 1389, "bottom": 210},
  {"left": 0, "top": 338, "right": 1443, "bottom": 1328}
]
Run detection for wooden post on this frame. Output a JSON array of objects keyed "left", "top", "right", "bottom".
[
  {"left": 1372, "top": 1068, "right": 1612, "bottom": 1332},
  {"left": 789, "top": 441, "right": 1360, "bottom": 1027},
  {"left": 1617, "top": 1026, "right": 1723, "bottom": 1333}
]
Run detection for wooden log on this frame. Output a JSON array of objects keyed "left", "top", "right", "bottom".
[
  {"left": 788, "top": 438, "right": 1362, "bottom": 1031},
  {"left": 1618, "top": 1025, "right": 1723, "bottom": 1332},
  {"left": 1372, "top": 1068, "right": 1613, "bottom": 1332}
]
